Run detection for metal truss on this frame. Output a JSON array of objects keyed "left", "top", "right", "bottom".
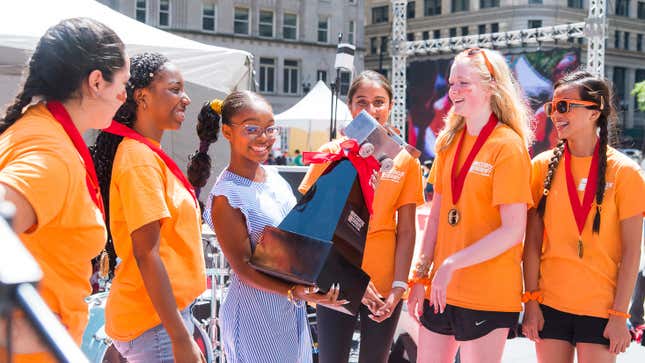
[{"left": 389, "top": 0, "right": 606, "bottom": 132}]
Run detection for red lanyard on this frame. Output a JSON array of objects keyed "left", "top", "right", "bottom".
[
  {"left": 563, "top": 141, "right": 600, "bottom": 235},
  {"left": 46, "top": 101, "right": 105, "bottom": 218},
  {"left": 103, "top": 121, "right": 198, "bottom": 207},
  {"left": 450, "top": 113, "right": 498, "bottom": 205}
]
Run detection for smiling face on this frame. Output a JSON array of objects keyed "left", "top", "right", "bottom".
[
  {"left": 222, "top": 100, "right": 276, "bottom": 164},
  {"left": 550, "top": 84, "right": 600, "bottom": 141},
  {"left": 348, "top": 80, "right": 393, "bottom": 125},
  {"left": 448, "top": 59, "right": 491, "bottom": 119},
  {"left": 143, "top": 62, "right": 191, "bottom": 131}
]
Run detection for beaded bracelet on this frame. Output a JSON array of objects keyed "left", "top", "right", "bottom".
[
  {"left": 407, "top": 276, "right": 431, "bottom": 288},
  {"left": 607, "top": 309, "right": 631, "bottom": 319},
  {"left": 521, "top": 290, "right": 544, "bottom": 303}
]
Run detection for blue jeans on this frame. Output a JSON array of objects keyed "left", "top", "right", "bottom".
[{"left": 112, "top": 307, "right": 193, "bottom": 363}]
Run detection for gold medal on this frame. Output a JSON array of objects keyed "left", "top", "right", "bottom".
[
  {"left": 577, "top": 239, "right": 584, "bottom": 258},
  {"left": 448, "top": 208, "right": 460, "bottom": 226}
]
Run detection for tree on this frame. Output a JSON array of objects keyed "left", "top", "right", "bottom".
[{"left": 632, "top": 80, "right": 645, "bottom": 112}]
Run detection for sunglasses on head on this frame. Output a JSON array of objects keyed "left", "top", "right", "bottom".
[
  {"left": 462, "top": 48, "right": 495, "bottom": 79},
  {"left": 543, "top": 99, "right": 600, "bottom": 117}
]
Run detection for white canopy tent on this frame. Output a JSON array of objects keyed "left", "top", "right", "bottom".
[
  {"left": 0, "top": 0, "right": 253, "bottom": 93},
  {"left": 275, "top": 80, "right": 353, "bottom": 150},
  {"left": 0, "top": 0, "right": 254, "bottom": 202}
]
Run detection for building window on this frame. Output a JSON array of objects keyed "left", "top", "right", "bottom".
[
  {"left": 639, "top": 2, "right": 645, "bottom": 19},
  {"left": 480, "top": 0, "right": 499, "bottom": 8},
  {"left": 348, "top": 21, "right": 355, "bottom": 44},
  {"left": 407, "top": 33, "right": 415, "bottom": 41},
  {"left": 283, "top": 60, "right": 299, "bottom": 95},
  {"left": 380, "top": 36, "right": 389, "bottom": 54},
  {"left": 424, "top": 0, "right": 441, "bottom": 16},
  {"left": 370, "top": 37, "right": 378, "bottom": 54},
  {"left": 615, "top": 30, "right": 621, "bottom": 48},
  {"left": 259, "top": 58, "right": 275, "bottom": 93},
  {"left": 452, "top": 0, "right": 469, "bottom": 12},
  {"left": 372, "top": 5, "right": 389, "bottom": 23},
  {"left": 318, "top": 17, "right": 329, "bottom": 43},
  {"left": 202, "top": 3, "right": 216, "bottom": 32},
  {"left": 529, "top": 0, "right": 543, "bottom": 3},
  {"left": 461, "top": 26, "right": 469, "bottom": 35},
  {"left": 528, "top": 20, "right": 542, "bottom": 28},
  {"left": 422, "top": 31, "right": 430, "bottom": 40},
  {"left": 434, "top": 29, "right": 441, "bottom": 38},
  {"left": 491, "top": 23, "right": 499, "bottom": 32},
  {"left": 317, "top": 70, "right": 327, "bottom": 83},
  {"left": 407, "top": 1, "right": 416, "bottom": 18},
  {"left": 478, "top": 24, "right": 486, "bottom": 34},
  {"left": 283, "top": 13, "right": 297, "bottom": 40},
  {"left": 624, "top": 31, "right": 630, "bottom": 50},
  {"left": 568, "top": 0, "right": 583, "bottom": 8},
  {"left": 340, "top": 71, "right": 351, "bottom": 96},
  {"left": 616, "top": 0, "right": 630, "bottom": 16},
  {"left": 449, "top": 28, "right": 457, "bottom": 37},
  {"left": 613, "top": 67, "right": 626, "bottom": 105},
  {"left": 159, "top": 0, "right": 170, "bottom": 27},
  {"left": 259, "top": 10, "right": 274, "bottom": 37},
  {"left": 234, "top": 7, "right": 250, "bottom": 35},
  {"left": 136, "top": 0, "right": 146, "bottom": 23},
  {"left": 638, "top": 34, "right": 643, "bottom": 51}
]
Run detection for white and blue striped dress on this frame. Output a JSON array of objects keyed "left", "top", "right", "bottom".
[{"left": 205, "top": 166, "right": 313, "bottom": 363}]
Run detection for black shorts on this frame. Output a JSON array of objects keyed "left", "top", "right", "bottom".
[
  {"left": 419, "top": 300, "right": 519, "bottom": 341},
  {"left": 539, "top": 304, "right": 609, "bottom": 346}
]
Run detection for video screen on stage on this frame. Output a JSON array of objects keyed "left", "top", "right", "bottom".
[{"left": 406, "top": 48, "right": 581, "bottom": 162}]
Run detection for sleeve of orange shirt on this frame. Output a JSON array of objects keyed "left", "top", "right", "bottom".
[
  {"left": 394, "top": 157, "right": 425, "bottom": 209},
  {"left": 428, "top": 152, "right": 443, "bottom": 194},
  {"left": 615, "top": 163, "right": 645, "bottom": 220},
  {"left": 491, "top": 140, "right": 533, "bottom": 207},
  {"left": 114, "top": 162, "right": 171, "bottom": 235},
  {"left": 529, "top": 153, "right": 550, "bottom": 209},
  {"left": 0, "top": 152, "right": 69, "bottom": 232},
  {"left": 298, "top": 141, "right": 340, "bottom": 195}
]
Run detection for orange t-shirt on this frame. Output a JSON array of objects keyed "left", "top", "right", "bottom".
[
  {"left": 0, "top": 104, "right": 106, "bottom": 346},
  {"left": 428, "top": 124, "right": 532, "bottom": 312},
  {"left": 105, "top": 138, "right": 206, "bottom": 341},
  {"left": 299, "top": 139, "right": 425, "bottom": 295},
  {"left": 531, "top": 146, "right": 645, "bottom": 318}
]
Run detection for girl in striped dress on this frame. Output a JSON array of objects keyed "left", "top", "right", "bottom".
[{"left": 201, "top": 91, "right": 346, "bottom": 363}]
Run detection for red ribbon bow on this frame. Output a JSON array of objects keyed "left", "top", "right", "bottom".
[{"left": 303, "top": 139, "right": 380, "bottom": 215}]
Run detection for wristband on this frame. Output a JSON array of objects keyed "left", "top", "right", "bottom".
[
  {"left": 521, "top": 290, "right": 544, "bottom": 303},
  {"left": 391, "top": 280, "right": 408, "bottom": 291},
  {"left": 407, "top": 277, "right": 431, "bottom": 288},
  {"left": 607, "top": 309, "right": 631, "bottom": 319}
]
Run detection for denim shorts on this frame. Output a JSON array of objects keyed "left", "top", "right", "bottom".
[{"left": 112, "top": 307, "right": 193, "bottom": 363}]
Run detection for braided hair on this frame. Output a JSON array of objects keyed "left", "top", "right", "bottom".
[
  {"left": 187, "top": 91, "right": 272, "bottom": 210},
  {"left": 89, "top": 52, "right": 169, "bottom": 274},
  {"left": 536, "top": 71, "right": 617, "bottom": 234},
  {"left": 0, "top": 18, "right": 124, "bottom": 135}
]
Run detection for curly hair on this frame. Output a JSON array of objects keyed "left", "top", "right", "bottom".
[{"left": 89, "top": 52, "right": 169, "bottom": 275}]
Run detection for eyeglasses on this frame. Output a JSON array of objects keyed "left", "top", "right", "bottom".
[
  {"left": 544, "top": 99, "right": 599, "bottom": 117},
  {"left": 462, "top": 48, "right": 495, "bottom": 80},
  {"left": 230, "top": 123, "right": 281, "bottom": 138}
]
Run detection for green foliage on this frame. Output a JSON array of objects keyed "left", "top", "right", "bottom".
[{"left": 631, "top": 81, "right": 645, "bottom": 112}]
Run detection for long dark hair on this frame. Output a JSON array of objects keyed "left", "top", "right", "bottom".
[
  {"left": 90, "top": 52, "right": 169, "bottom": 274},
  {"left": 536, "top": 70, "right": 617, "bottom": 234},
  {"left": 0, "top": 17, "right": 125, "bottom": 135}
]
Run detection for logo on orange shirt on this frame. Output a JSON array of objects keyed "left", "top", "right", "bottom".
[
  {"left": 381, "top": 169, "right": 404, "bottom": 182},
  {"left": 469, "top": 161, "right": 493, "bottom": 177}
]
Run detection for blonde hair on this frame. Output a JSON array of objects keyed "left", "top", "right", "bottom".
[{"left": 434, "top": 48, "right": 534, "bottom": 152}]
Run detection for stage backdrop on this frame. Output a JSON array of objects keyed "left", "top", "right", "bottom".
[{"left": 406, "top": 48, "right": 581, "bottom": 161}]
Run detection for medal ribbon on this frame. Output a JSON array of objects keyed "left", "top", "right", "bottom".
[
  {"left": 46, "top": 101, "right": 105, "bottom": 218},
  {"left": 563, "top": 141, "right": 600, "bottom": 236},
  {"left": 303, "top": 139, "right": 380, "bottom": 215},
  {"left": 450, "top": 113, "right": 498, "bottom": 206},
  {"left": 103, "top": 121, "right": 198, "bottom": 207}
]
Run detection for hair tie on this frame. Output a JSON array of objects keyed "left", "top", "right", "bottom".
[{"left": 210, "top": 99, "right": 223, "bottom": 115}]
